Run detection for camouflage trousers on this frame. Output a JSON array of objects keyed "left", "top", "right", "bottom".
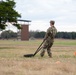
[{"left": 40, "top": 40, "right": 53, "bottom": 57}]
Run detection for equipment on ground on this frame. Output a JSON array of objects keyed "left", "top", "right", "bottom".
[{"left": 24, "top": 39, "right": 46, "bottom": 57}]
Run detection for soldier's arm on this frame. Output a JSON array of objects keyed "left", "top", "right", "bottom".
[
  {"left": 44, "top": 28, "right": 50, "bottom": 40},
  {"left": 52, "top": 27, "right": 57, "bottom": 37},
  {"left": 51, "top": 27, "right": 57, "bottom": 38}
]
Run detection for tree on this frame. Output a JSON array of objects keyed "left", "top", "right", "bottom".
[
  {"left": 0, "top": 0, "right": 21, "bottom": 30},
  {"left": 71, "top": 32, "right": 76, "bottom": 39},
  {"left": 40, "top": 31, "right": 45, "bottom": 38},
  {"left": 1, "top": 30, "right": 17, "bottom": 39},
  {"left": 29, "top": 30, "right": 35, "bottom": 38}
]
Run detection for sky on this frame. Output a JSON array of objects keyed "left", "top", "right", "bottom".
[{"left": 7, "top": 0, "right": 76, "bottom": 32}]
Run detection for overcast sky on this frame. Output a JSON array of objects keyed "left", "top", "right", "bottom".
[{"left": 12, "top": 0, "right": 76, "bottom": 32}]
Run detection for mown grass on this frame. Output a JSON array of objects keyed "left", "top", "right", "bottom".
[
  {"left": 0, "top": 39, "right": 76, "bottom": 75},
  {"left": 55, "top": 39, "right": 76, "bottom": 45}
]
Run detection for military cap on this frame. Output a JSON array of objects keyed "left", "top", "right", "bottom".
[{"left": 50, "top": 20, "right": 55, "bottom": 25}]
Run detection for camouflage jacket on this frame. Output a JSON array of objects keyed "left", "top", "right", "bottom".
[{"left": 44, "top": 26, "right": 57, "bottom": 42}]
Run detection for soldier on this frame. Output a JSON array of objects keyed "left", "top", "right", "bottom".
[{"left": 40, "top": 20, "right": 57, "bottom": 58}]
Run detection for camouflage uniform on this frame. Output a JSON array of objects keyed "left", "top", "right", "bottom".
[{"left": 40, "top": 26, "right": 57, "bottom": 57}]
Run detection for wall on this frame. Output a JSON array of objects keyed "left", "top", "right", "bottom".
[{"left": 21, "top": 25, "right": 29, "bottom": 41}]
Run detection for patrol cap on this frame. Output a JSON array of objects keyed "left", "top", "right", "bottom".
[{"left": 50, "top": 20, "right": 55, "bottom": 25}]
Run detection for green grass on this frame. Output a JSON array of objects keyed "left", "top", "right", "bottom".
[
  {"left": 55, "top": 39, "right": 76, "bottom": 45},
  {"left": 0, "top": 39, "right": 76, "bottom": 75},
  {"left": 0, "top": 39, "right": 76, "bottom": 58}
]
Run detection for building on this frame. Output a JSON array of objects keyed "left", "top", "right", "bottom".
[{"left": 17, "top": 20, "right": 31, "bottom": 41}]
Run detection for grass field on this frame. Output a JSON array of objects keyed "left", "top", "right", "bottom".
[{"left": 0, "top": 39, "right": 76, "bottom": 75}]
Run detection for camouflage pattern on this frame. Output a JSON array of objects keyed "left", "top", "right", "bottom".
[{"left": 40, "top": 26, "right": 57, "bottom": 57}]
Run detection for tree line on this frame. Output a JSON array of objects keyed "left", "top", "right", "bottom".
[
  {"left": 0, "top": 30, "right": 76, "bottom": 39},
  {"left": 29, "top": 31, "right": 76, "bottom": 39},
  {"left": 0, "top": 30, "right": 17, "bottom": 39}
]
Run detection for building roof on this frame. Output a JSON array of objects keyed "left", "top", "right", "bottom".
[{"left": 17, "top": 19, "right": 31, "bottom": 22}]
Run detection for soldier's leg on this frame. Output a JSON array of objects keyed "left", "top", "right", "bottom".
[
  {"left": 47, "top": 48, "right": 52, "bottom": 57},
  {"left": 47, "top": 43, "right": 53, "bottom": 58},
  {"left": 40, "top": 48, "right": 45, "bottom": 57},
  {"left": 40, "top": 43, "right": 47, "bottom": 57}
]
